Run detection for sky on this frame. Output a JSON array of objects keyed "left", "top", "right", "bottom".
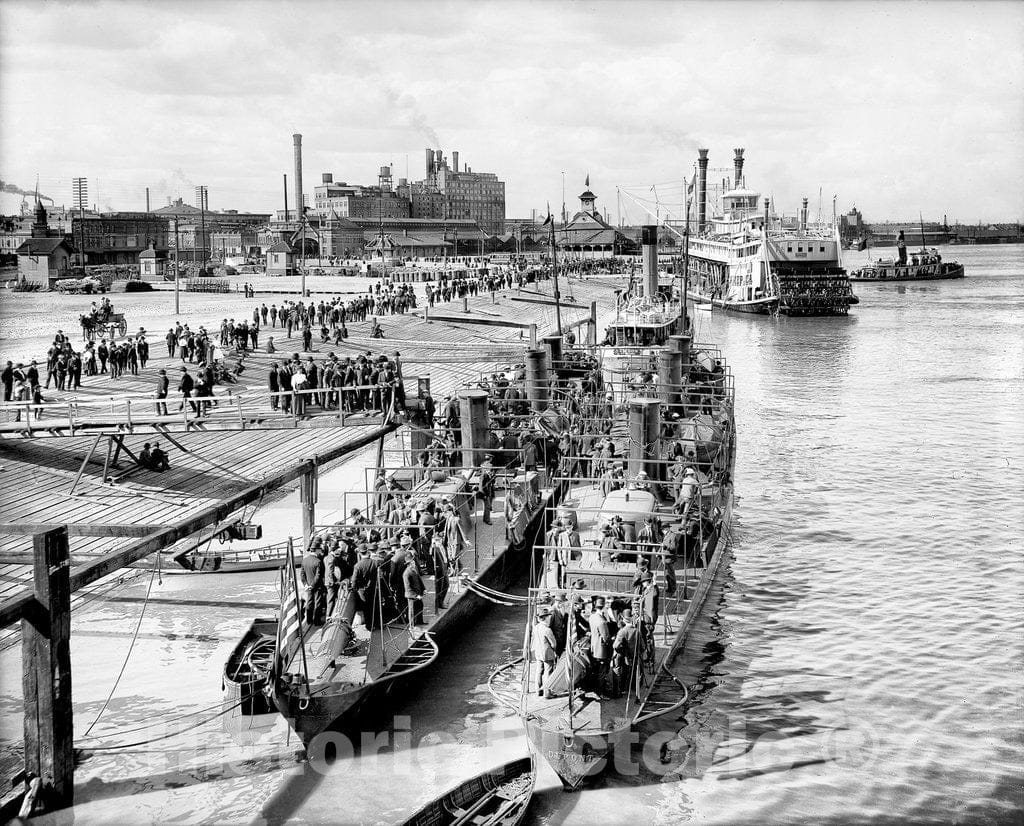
[{"left": 1, "top": 0, "right": 1022, "bottom": 224}]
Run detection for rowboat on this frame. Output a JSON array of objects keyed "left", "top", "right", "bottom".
[
  {"left": 400, "top": 756, "right": 535, "bottom": 826},
  {"left": 223, "top": 617, "right": 277, "bottom": 715}
]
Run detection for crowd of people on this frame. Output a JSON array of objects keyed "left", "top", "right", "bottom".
[
  {"left": 297, "top": 477, "right": 479, "bottom": 631},
  {"left": 531, "top": 573, "right": 661, "bottom": 700}
]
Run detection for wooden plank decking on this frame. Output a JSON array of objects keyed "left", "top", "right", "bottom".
[{"left": 0, "top": 278, "right": 622, "bottom": 639}]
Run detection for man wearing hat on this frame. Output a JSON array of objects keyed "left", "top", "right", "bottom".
[
  {"left": 676, "top": 466, "right": 700, "bottom": 512},
  {"left": 402, "top": 554, "right": 426, "bottom": 627},
  {"left": 532, "top": 607, "right": 557, "bottom": 696},
  {"left": 478, "top": 455, "right": 496, "bottom": 525},
  {"left": 588, "top": 596, "right": 614, "bottom": 696},
  {"left": 300, "top": 542, "right": 327, "bottom": 627},
  {"left": 636, "top": 570, "right": 660, "bottom": 630},
  {"left": 612, "top": 607, "right": 638, "bottom": 697},
  {"left": 351, "top": 548, "right": 379, "bottom": 630},
  {"left": 155, "top": 369, "right": 169, "bottom": 415}
]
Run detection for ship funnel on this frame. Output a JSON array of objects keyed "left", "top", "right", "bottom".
[
  {"left": 733, "top": 148, "right": 745, "bottom": 189},
  {"left": 800, "top": 197, "right": 808, "bottom": 231},
  {"left": 697, "top": 149, "right": 709, "bottom": 233},
  {"left": 641, "top": 224, "right": 659, "bottom": 299}
]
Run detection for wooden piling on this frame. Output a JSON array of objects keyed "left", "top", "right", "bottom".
[{"left": 21, "top": 527, "right": 74, "bottom": 814}]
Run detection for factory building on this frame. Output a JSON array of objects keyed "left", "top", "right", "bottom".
[{"left": 399, "top": 149, "right": 505, "bottom": 235}]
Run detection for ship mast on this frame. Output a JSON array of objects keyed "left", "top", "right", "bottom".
[{"left": 548, "top": 210, "right": 563, "bottom": 336}]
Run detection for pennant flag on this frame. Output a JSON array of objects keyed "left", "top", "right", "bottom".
[
  {"left": 585, "top": 173, "right": 590, "bottom": 188},
  {"left": 542, "top": 202, "right": 553, "bottom": 227},
  {"left": 274, "top": 538, "right": 304, "bottom": 675}
]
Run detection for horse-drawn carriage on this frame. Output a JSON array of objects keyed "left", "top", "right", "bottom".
[{"left": 80, "top": 311, "right": 128, "bottom": 340}]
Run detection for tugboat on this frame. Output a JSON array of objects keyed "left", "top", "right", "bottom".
[
  {"left": 850, "top": 230, "right": 964, "bottom": 282},
  {"left": 685, "top": 148, "right": 857, "bottom": 316},
  {"left": 489, "top": 225, "right": 736, "bottom": 788}
]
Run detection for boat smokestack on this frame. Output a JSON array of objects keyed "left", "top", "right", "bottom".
[
  {"left": 800, "top": 197, "right": 808, "bottom": 232},
  {"left": 641, "top": 224, "right": 659, "bottom": 298},
  {"left": 293, "top": 133, "right": 304, "bottom": 219},
  {"left": 697, "top": 149, "right": 709, "bottom": 233},
  {"left": 733, "top": 148, "right": 745, "bottom": 189}
]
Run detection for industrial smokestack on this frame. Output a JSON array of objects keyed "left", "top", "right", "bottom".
[
  {"left": 425, "top": 148, "right": 434, "bottom": 177},
  {"left": 800, "top": 197, "right": 808, "bottom": 231},
  {"left": 452, "top": 151, "right": 459, "bottom": 173},
  {"left": 733, "top": 148, "right": 745, "bottom": 189},
  {"left": 641, "top": 225, "right": 659, "bottom": 299},
  {"left": 293, "top": 133, "right": 304, "bottom": 219},
  {"left": 283, "top": 173, "right": 289, "bottom": 222},
  {"left": 697, "top": 149, "right": 709, "bottom": 234},
  {"left": 435, "top": 149, "right": 443, "bottom": 170},
  {"left": 145, "top": 187, "right": 150, "bottom": 212}
]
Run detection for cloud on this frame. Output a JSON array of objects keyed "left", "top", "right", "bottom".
[{"left": 0, "top": 0, "right": 1021, "bottom": 220}]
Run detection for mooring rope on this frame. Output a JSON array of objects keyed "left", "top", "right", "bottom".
[{"left": 81, "top": 557, "right": 159, "bottom": 738}]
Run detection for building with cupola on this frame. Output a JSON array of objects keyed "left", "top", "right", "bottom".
[{"left": 555, "top": 179, "right": 634, "bottom": 259}]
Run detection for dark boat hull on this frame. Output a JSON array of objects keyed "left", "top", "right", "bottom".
[
  {"left": 849, "top": 263, "right": 965, "bottom": 282},
  {"left": 223, "top": 618, "right": 278, "bottom": 715},
  {"left": 401, "top": 756, "right": 535, "bottom": 826}
]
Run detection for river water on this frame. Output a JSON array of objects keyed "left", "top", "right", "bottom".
[{"left": 1, "top": 244, "right": 1022, "bottom": 824}]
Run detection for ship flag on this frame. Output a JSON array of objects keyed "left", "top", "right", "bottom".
[{"left": 274, "top": 537, "right": 305, "bottom": 676}]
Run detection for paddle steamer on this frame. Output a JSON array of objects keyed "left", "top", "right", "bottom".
[{"left": 685, "top": 149, "right": 857, "bottom": 316}]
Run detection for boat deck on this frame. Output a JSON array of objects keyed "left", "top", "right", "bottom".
[
  {"left": 285, "top": 476, "right": 535, "bottom": 684},
  {"left": 519, "top": 561, "right": 703, "bottom": 736}
]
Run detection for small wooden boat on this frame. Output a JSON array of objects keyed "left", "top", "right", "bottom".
[
  {"left": 401, "top": 756, "right": 535, "bottom": 826},
  {"left": 173, "top": 539, "right": 293, "bottom": 573},
  {"left": 223, "top": 618, "right": 277, "bottom": 715}
]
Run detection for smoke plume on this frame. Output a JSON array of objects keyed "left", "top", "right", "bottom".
[{"left": 0, "top": 179, "right": 54, "bottom": 203}]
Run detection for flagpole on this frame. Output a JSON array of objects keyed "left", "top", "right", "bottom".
[{"left": 548, "top": 213, "right": 563, "bottom": 336}]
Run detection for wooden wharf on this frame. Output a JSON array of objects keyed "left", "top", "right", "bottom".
[{"left": 0, "top": 275, "right": 623, "bottom": 818}]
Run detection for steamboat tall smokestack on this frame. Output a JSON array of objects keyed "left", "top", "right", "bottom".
[
  {"left": 697, "top": 149, "right": 709, "bottom": 234},
  {"left": 293, "top": 133, "right": 304, "bottom": 219},
  {"left": 733, "top": 148, "right": 745, "bottom": 189},
  {"left": 641, "top": 224, "right": 659, "bottom": 299}
]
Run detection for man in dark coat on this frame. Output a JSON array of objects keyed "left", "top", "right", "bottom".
[
  {"left": 177, "top": 366, "right": 195, "bottom": 412},
  {"left": 277, "top": 364, "right": 292, "bottom": 413},
  {"left": 1, "top": 361, "right": 13, "bottom": 402},
  {"left": 402, "top": 556, "right": 426, "bottom": 626},
  {"left": 268, "top": 362, "right": 280, "bottom": 409},
  {"left": 155, "top": 369, "right": 169, "bottom": 415},
  {"left": 351, "top": 548, "right": 378, "bottom": 626},
  {"left": 300, "top": 545, "right": 327, "bottom": 627}
]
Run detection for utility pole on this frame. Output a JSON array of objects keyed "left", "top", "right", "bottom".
[
  {"left": 72, "top": 177, "right": 87, "bottom": 268},
  {"left": 174, "top": 217, "right": 180, "bottom": 315}
]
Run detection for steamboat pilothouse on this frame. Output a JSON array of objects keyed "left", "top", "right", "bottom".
[{"left": 685, "top": 148, "right": 858, "bottom": 316}]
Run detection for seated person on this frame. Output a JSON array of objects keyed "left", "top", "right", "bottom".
[{"left": 150, "top": 442, "right": 170, "bottom": 472}]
